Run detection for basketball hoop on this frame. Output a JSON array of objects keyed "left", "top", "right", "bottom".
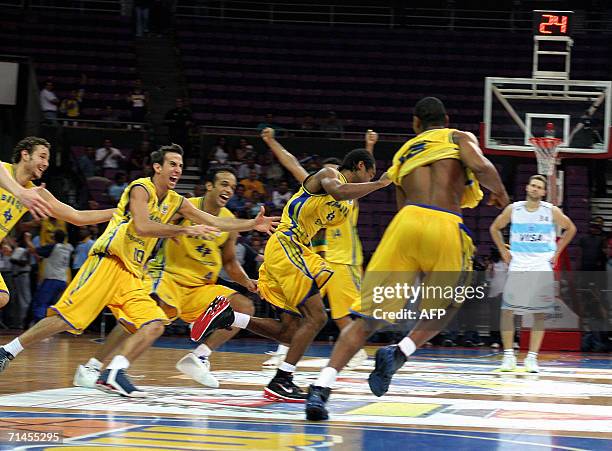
[{"left": 529, "top": 137, "right": 562, "bottom": 176}]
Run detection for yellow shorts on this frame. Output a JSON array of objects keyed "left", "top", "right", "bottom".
[
  {"left": 0, "top": 273, "right": 8, "bottom": 296},
  {"left": 351, "top": 205, "right": 475, "bottom": 322},
  {"left": 258, "top": 232, "right": 333, "bottom": 316},
  {"left": 50, "top": 255, "right": 169, "bottom": 334},
  {"left": 145, "top": 269, "right": 236, "bottom": 323},
  {"left": 320, "top": 262, "right": 361, "bottom": 319}
]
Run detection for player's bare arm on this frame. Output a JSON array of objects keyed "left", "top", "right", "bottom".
[
  {"left": 489, "top": 205, "right": 513, "bottom": 264},
  {"left": 551, "top": 206, "right": 577, "bottom": 263},
  {"left": 0, "top": 164, "right": 51, "bottom": 220},
  {"left": 364, "top": 129, "right": 378, "bottom": 154},
  {"left": 130, "top": 186, "right": 217, "bottom": 238},
  {"left": 261, "top": 127, "right": 309, "bottom": 183},
  {"left": 37, "top": 188, "right": 115, "bottom": 226},
  {"left": 453, "top": 130, "right": 509, "bottom": 208},
  {"left": 179, "top": 198, "right": 280, "bottom": 234},
  {"left": 314, "top": 167, "right": 390, "bottom": 201},
  {"left": 221, "top": 232, "right": 258, "bottom": 293}
]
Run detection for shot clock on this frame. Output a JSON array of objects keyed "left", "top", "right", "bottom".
[{"left": 533, "top": 10, "right": 573, "bottom": 37}]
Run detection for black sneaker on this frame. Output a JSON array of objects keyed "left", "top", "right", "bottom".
[
  {"left": 368, "top": 345, "right": 407, "bottom": 397},
  {"left": 263, "top": 375, "right": 307, "bottom": 403},
  {"left": 0, "top": 348, "right": 14, "bottom": 373},
  {"left": 190, "top": 296, "right": 234, "bottom": 342},
  {"left": 305, "top": 385, "right": 331, "bottom": 421},
  {"left": 96, "top": 368, "right": 148, "bottom": 398}
]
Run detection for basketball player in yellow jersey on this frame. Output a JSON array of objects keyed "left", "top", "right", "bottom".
[
  {"left": 0, "top": 144, "right": 279, "bottom": 396},
  {"left": 0, "top": 137, "right": 115, "bottom": 311},
  {"left": 191, "top": 143, "right": 391, "bottom": 402},
  {"left": 306, "top": 96, "right": 510, "bottom": 420},
  {"left": 260, "top": 128, "right": 378, "bottom": 369},
  {"left": 72, "top": 166, "right": 257, "bottom": 389}
]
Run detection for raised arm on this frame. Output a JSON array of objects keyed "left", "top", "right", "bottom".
[
  {"left": 261, "top": 127, "right": 309, "bottom": 183},
  {"left": 316, "top": 167, "right": 390, "bottom": 201},
  {"left": 179, "top": 200, "right": 279, "bottom": 234},
  {"left": 221, "top": 232, "right": 258, "bottom": 292},
  {"left": 364, "top": 129, "right": 378, "bottom": 154},
  {"left": 489, "top": 205, "right": 513, "bottom": 264},
  {"left": 453, "top": 130, "right": 509, "bottom": 208},
  {"left": 38, "top": 188, "right": 115, "bottom": 226},
  {"left": 0, "top": 164, "right": 51, "bottom": 220},
  {"left": 552, "top": 206, "right": 577, "bottom": 264}
]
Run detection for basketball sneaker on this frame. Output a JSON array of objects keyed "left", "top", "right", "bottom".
[
  {"left": 263, "top": 375, "right": 308, "bottom": 403},
  {"left": 305, "top": 385, "right": 331, "bottom": 421},
  {"left": 191, "top": 296, "right": 234, "bottom": 342},
  {"left": 499, "top": 353, "right": 517, "bottom": 372},
  {"left": 346, "top": 348, "right": 368, "bottom": 369},
  {"left": 96, "top": 368, "right": 147, "bottom": 398},
  {"left": 176, "top": 353, "right": 219, "bottom": 388},
  {"left": 523, "top": 355, "right": 540, "bottom": 373},
  {"left": 0, "top": 348, "right": 14, "bottom": 373},
  {"left": 73, "top": 364, "right": 100, "bottom": 388},
  {"left": 262, "top": 347, "right": 288, "bottom": 368},
  {"left": 368, "top": 345, "right": 406, "bottom": 397}
]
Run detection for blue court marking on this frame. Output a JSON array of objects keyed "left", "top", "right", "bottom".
[{"left": 0, "top": 411, "right": 609, "bottom": 451}]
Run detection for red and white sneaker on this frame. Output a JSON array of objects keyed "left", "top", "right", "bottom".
[{"left": 191, "top": 296, "right": 234, "bottom": 342}]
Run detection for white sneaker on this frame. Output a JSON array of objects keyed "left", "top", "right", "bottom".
[
  {"left": 176, "top": 353, "right": 219, "bottom": 388},
  {"left": 346, "top": 349, "right": 368, "bottom": 369},
  {"left": 524, "top": 356, "right": 540, "bottom": 373},
  {"left": 499, "top": 353, "right": 517, "bottom": 372},
  {"left": 262, "top": 349, "right": 288, "bottom": 368},
  {"left": 73, "top": 365, "right": 100, "bottom": 388}
]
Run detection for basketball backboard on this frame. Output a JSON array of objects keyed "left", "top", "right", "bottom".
[{"left": 481, "top": 77, "right": 612, "bottom": 159}]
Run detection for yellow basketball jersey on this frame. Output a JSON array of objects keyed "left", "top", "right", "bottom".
[
  {"left": 325, "top": 202, "right": 363, "bottom": 266},
  {"left": 148, "top": 197, "right": 233, "bottom": 286},
  {"left": 91, "top": 177, "right": 184, "bottom": 277},
  {"left": 0, "top": 162, "right": 34, "bottom": 240},
  {"left": 276, "top": 173, "right": 352, "bottom": 246},
  {"left": 39, "top": 218, "right": 68, "bottom": 245}
]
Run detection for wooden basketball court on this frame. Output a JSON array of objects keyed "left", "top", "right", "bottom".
[{"left": 0, "top": 333, "right": 610, "bottom": 450}]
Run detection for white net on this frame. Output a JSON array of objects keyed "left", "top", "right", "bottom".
[{"left": 529, "top": 137, "right": 562, "bottom": 176}]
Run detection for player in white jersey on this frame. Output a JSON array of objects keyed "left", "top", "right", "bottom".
[{"left": 490, "top": 175, "right": 576, "bottom": 372}]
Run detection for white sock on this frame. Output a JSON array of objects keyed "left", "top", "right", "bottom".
[
  {"left": 315, "top": 367, "right": 338, "bottom": 388},
  {"left": 276, "top": 344, "right": 289, "bottom": 354},
  {"left": 278, "top": 361, "right": 296, "bottom": 373},
  {"left": 3, "top": 338, "right": 24, "bottom": 357},
  {"left": 107, "top": 355, "right": 130, "bottom": 370},
  {"left": 231, "top": 312, "right": 250, "bottom": 329},
  {"left": 527, "top": 351, "right": 538, "bottom": 359},
  {"left": 398, "top": 337, "right": 416, "bottom": 358},
  {"left": 504, "top": 349, "right": 515, "bottom": 355},
  {"left": 85, "top": 357, "right": 102, "bottom": 370},
  {"left": 194, "top": 344, "right": 212, "bottom": 358}
]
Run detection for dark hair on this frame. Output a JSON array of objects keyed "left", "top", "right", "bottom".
[
  {"left": 150, "top": 143, "right": 183, "bottom": 166},
  {"left": 414, "top": 97, "right": 447, "bottom": 128},
  {"left": 53, "top": 230, "right": 66, "bottom": 243},
  {"left": 206, "top": 165, "right": 237, "bottom": 184},
  {"left": 322, "top": 157, "right": 342, "bottom": 166},
  {"left": 13, "top": 137, "right": 50, "bottom": 163},
  {"left": 338, "top": 148, "right": 375, "bottom": 172},
  {"left": 529, "top": 174, "right": 547, "bottom": 190}
]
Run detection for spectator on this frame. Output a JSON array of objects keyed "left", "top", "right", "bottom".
[
  {"left": 76, "top": 146, "right": 98, "bottom": 178},
  {"left": 134, "top": 0, "right": 152, "bottom": 37},
  {"left": 40, "top": 81, "right": 59, "bottom": 124},
  {"left": 320, "top": 111, "right": 344, "bottom": 138},
  {"left": 164, "top": 98, "right": 193, "bottom": 151},
  {"left": 226, "top": 184, "right": 246, "bottom": 215},
  {"left": 101, "top": 105, "right": 121, "bottom": 125},
  {"left": 72, "top": 227, "right": 94, "bottom": 278},
  {"left": 248, "top": 191, "right": 267, "bottom": 217},
  {"left": 210, "top": 137, "right": 229, "bottom": 163},
  {"left": 234, "top": 138, "right": 254, "bottom": 161},
  {"left": 39, "top": 217, "right": 68, "bottom": 246},
  {"left": 240, "top": 169, "right": 266, "bottom": 200},
  {"left": 272, "top": 180, "right": 292, "bottom": 209},
  {"left": 27, "top": 230, "right": 74, "bottom": 323},
  {"left": 193, "top": 184, "right": 205, "bottom": 197},
  {"left": 263, "top": 154, "right": 284, "bottom": 183},
  {"left": 299, "top": 113, "right": 317, "bottom": 137},
  {"left": 237, "top": 155, "right": 262, "bottom": 179},
  {"left": 10, "top": 233, "right": 33, "bottom": 329},
  {"left": 127, "top": 80, "right": 148, "bottom": 123},
  {"left": 59, "top": 90, "right": 83, "bottom": 122},
  {"left": 256, "top": 113, "right": 280, "bottom": 132},
  {"left": 108, "top": 172, "right": 128, "bottom": 202},
  {"left": 95, "top": 138, "right": 125, "bottom": 170}
]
